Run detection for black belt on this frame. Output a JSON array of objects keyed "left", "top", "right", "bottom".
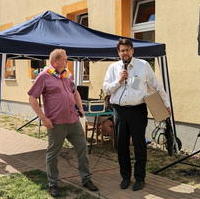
[{"left": 112, "top": 103, "right": 146, "bottom": 108}]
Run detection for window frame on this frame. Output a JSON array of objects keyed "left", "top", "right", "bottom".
[
  {"left": 132, "top": 0, "right": 155, "bottom": 70},
  {"left": 30, "top": 59, "right": 46, "bottom": 80},
  {"left": 76, "top": 13, "right": 88, "bottom": 27},
  {"left": 4, "top": 59, "right": 17, "bottom": 81},
  {"left": 132, "top": 0, "right": 155, "bottom": 34},
  {"left": 76, "top": 13, "right": 90, "bottom": 82}
]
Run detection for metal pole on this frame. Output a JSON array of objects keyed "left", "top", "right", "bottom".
[
  {"left": 154, "top": 149, "right": 200, "bottom": 174},
  {"left": 0, "top": 53, "right": 6, "bottom": 108},
  {"left": 73, "top": 61, "right": 78, "bottom": 86},
  {"left": 161, "top": 56, "right": 177, "bottom": 139},
  {"left": 74, "top": 61, "right": 83, "bottom": 86},
  {"left": 157, "top": 56, "right": 167, "bottom": 91}
]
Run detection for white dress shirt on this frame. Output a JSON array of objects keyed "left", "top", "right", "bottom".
[{"left": 103, "top": 57, "right": 170, "bottom": 107}]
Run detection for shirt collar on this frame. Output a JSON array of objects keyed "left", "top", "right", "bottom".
[
  {"left": 46, "top": 66, "right": 72, "bottom": 79},
  {"left": 129, "top": 57, "right": 135, "bottom": 68},
  {"left": 120, "top": 57, "right": 135, "bottom": 68}
]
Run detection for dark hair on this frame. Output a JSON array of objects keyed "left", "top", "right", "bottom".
[{"left": 116, "top": 38, "right": 133, "bottom": 50}]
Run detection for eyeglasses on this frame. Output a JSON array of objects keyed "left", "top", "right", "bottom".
[{"left": 118, "top": 48, "right": 133, "bottom": 53}]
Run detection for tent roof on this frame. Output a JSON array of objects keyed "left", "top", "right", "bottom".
[{"left": 0, "top": 11, "right": 166, "bottom": 60}]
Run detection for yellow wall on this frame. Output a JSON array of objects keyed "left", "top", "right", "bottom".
[
  {"left": 2, "top": 61, "right": 33, "bottom": 102},
  {"left": 0, "top": 0, "right": 79, "bottom": 24},
  {"left": 62, "top": 0, "right": 126, "bottom": 98},
  {"left": 156, "top": 0, "right": 200, "bottom": 123},
  {"left": 0, "top": 0, "right": 116, "bottom": 102},
  {"left": 1, "top": 0, "right": 200, "bottom": 124},
  {"left": 86, "top": 0, "right": 132, "bottom": 98},
  {"left": 62, "top": 0, "right": 87, "bottom": 20},
  {"left": 0, "top": 0, "right": 81, "bottom": 102},
  {"left": 115, "top": 0, "right": 132, "bottom": 37},
  {"left": 0, "top": 23, "right": 13, "bottom": 31},
  {"left": 87, "top": 0, "right": 116, "bottom": 98}
]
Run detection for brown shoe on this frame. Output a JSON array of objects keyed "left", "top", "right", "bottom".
[{"left": 83, "top": 180, "right": 99, "bottom": 191}]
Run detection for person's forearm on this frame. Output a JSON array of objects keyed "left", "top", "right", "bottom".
[
  {"left": 74, "top": 90, "right": 83, "bottom": 110},
  {"left": 29, "top": 96, "right": 46, "bottom": 120},
  {"left": 103, "top": 81, "right": 121, "bottom": 95}
]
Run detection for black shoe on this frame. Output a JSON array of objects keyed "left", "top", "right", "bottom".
[
  {"left": 120, "top": 179, "right": 130, "bottom": 189},
  {"left": 83, "top": 180, "right": 99, "bottom": 191},
  {"left": 48, "top": 185, "right": 60, "bottom": 197},
  {"left": 132, "top": 181, "right": 145, "bottom": 191}
]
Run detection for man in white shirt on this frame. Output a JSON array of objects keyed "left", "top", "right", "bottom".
[{"left": 103, "top": 38, "right": 170, "bottom": 191}]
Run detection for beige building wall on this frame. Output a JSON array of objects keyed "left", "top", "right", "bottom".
[
  {"left": 0, "top": 0, "right": 120, "bottom": 102},
  {"left": 87, "top": 0, "right": 132, "bottom": 98},
  {"left": 0, "top": 0, "right": 82, "bottom": 103},
  {"left": 87, "top": 0, "right": 116, "bottom": 98},
  {"left": 1, "top": 0, "right": 200, "bottom": 124},
  {"left": 2, "top": 60, "right": 32, "bottom": 102},
  {"left": 156, "top": 0, "right": 200, "bottom": 123},
  {"left": 0, "top": 0, "right": 78, "bottom": 24},
  {"left": 0, "top": 0, "right": 117, "bottom": 102}
]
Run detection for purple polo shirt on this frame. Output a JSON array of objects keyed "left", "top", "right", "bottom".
[{"left": 28, "top": 68, "right": 79, "bottom": 124}]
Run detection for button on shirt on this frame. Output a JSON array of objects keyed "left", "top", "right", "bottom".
[
  {"left": 103, "top": 57, "right": 170, "bottom": 107},
  {"left": 28, "top": 67, "right": 79, "bottom": 124}
]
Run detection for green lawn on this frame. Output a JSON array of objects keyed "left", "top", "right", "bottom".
[
  {"left": 0, "top": 170, "right": 98, "bottom": 199},
  {"left": 0, "top": 113, "right": 200, "bottom": 190}
]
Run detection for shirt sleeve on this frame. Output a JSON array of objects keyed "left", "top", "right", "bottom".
[
  {"left": 68, "top": 75, "right": 76, "bottom": 93},
  {"left": 103, "top": 64, "right": 121, "bottom": 95},
  {"left": 71, "top": 81, "right": 76, "bottom": 93},
  {"left": 27, "top": 73, "right": 45, "bottom": 98},
  {"left": 145, "top": 62, "right": 170, "bottom": 108}
]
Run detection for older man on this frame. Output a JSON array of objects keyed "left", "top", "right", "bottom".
[{"left": 28, "top": 49, "right": 98, "bottom": 197}]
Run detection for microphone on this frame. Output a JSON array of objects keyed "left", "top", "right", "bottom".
[
  {"left": 123, "top": 60, "right": 129, "bottom": 70},
  {"left": 122, "top": 60, "right": 129, "bottom": 84}
]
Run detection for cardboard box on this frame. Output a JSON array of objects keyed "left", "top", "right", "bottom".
[{"left": 144, "top": 92, "right": 170, "bottom": 122}]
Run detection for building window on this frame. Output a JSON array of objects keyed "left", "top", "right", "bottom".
[
  {"left": 30, "top": 60, "right": 46, "bottom": 79},
  {"left": 4, "top": 59, "right": 16, "bottom": 79},
  {"left": 134, "top": 31, "right": 155, "bottom": 41},
  {"left": 132, "top": 0, "right": 155, "bottom": 42},
  {"left": 76, "top": 13, "right": 90, "bottom": 81},
  {"left": 133, "top": 0, "right": 155, "bottom": 69},
  {"left": 77, "top": 13, "right": 88, "bottom": 27}
]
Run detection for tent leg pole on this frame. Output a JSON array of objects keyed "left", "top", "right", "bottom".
[
  {"left": 154, "top": 149, "right": 200, "bottom": 174},
  {"left": 73, "top": 61, "right": 78, "bottom": 86},
  {"left": 161, "top": 56, "right": 177, "bottom": 138},
  {"left": 0, "top": 53, "right": 6, "bottom": 108},
  {"left": 17, "top": 97, "right": 41, "bottom": 137},
  {"left": 17, "top": 116, "right": 38, "bottom": 131}
]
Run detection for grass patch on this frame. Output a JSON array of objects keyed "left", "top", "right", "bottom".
[
  {"left": 0, "top": 114, "right": 47, "bottom": 139},
  {"left": 0, "top": 114, "right": 73, "bottom": 148},
  {"left": 0, "top": 170, "right": 98, "bottom": 199},
  {"left": 146, "top": 147, "right": 200, "bottom": 187},
  {"left": 1, "top": 113, "right": 200, "bottom": 189}
]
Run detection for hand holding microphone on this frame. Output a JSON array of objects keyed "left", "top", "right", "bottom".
[
  {"left": 123, "top": 60, "right": 129, "bottom": 70},
  {"left": 119, "top": 60, "right": 129, "bottom": 84}
]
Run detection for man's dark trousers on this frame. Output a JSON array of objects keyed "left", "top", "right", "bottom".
[{"left": 113, "top": 103, "right": 148, "bottom": 182}]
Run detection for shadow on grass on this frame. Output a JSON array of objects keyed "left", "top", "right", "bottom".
[{"left": 0, "top": 170, "right": 98, "bottom": 199}]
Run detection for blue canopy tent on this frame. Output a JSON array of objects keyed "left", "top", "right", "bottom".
[
  {"left": 0, "top": 11, "right": 178, "bottom": 154},
  {"left": 0, "top": 11, "right": 165, "bottom": 60}
]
